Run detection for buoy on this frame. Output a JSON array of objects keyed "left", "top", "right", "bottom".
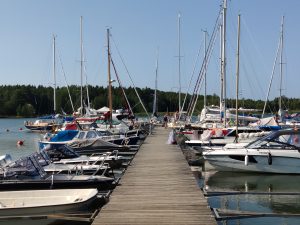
[
  {"left": 268, "top": 152, "right": 272, "bottom": 165},
  {"left": 244, "top": 154, "right": 249, "bottom": 166},
  {"left": 17, "top": 140, "right": 24, "bottom": 146}
]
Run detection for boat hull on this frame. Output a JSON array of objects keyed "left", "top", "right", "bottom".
[
  {"left": 204, "top": 151, "right": 300, "bottom": 174},
  {"left": 24, "top": 124, "right": 53, "bottom": 132},
  {"left": 0, "top": 175, "right": 116, "bottom": 191},
  {"left": 0, "top": 189, "right": 98, "bottom": 217}
]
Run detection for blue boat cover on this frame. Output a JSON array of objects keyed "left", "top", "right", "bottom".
[{"left": 50, "top": 130, "right": 78, "bottom": 142}]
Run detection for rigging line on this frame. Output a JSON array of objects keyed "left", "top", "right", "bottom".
[
  {"left": 190, "top": 31, "right": 218, "bottom": 117},
  {"left": 83, "top": 53, "right": 90, "bottom": 109},
  {"left": 240, "top": 62, "right": 256, "bottom": 99},
  {"left": 239, "top": 34, "right": 265, "bottom": 99},
  {"left": 187, "top": 8, "right": 222, "bottom": 116},
  {"left": 110, "top": 33, "right": 150, "bottom": 119},
  {"left": 57, "top": 48, "right": 75, "bottom": 113},
  {"left": 110, "top": 57, "right": 134, "bottom": 116},
  {"left": 239, "top": 45, "right": 263, "bottom": 99},
  {"left": 81, "top": 42, "right": 91, "bottom": 110},
  {"left": 188, "top": 7, "right": 222, "bottom": 110},
  {"left": 262, "top": 30, "right": 281, "bottom": 117},
  {"left": 241, "top": 16, "right": 270, "bottom": 98},
  {"left": 180, "top": 33, "right": 204, "bottom": 118}
]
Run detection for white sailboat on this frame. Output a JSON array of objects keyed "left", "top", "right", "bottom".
[{"left": 24, "top": 35, "right": 64, "bottom": 132}]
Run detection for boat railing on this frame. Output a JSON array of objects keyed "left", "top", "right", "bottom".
[
  {"left": 90, "top": 152, "right": 111, "bottom": 167},
  {"left": 92, "top": 162, "right": 110, "bottom": 177}
]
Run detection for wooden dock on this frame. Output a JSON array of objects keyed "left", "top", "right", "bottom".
[{"left": 92, "top": 126, "right": 217, "bottom": 225}]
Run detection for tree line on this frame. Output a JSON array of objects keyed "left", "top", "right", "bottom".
[{"left": 0, "top": 85, "right": 299, "bottom": 117}]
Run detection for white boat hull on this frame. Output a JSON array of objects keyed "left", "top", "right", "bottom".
[
  {"left": 204, "top": 149, "right": 300, "bottom": 174},
  {"left": 0, "top": 188, "right": 98, "bottom": 217}
]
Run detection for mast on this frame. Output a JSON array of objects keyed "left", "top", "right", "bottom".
[
  {"left": 107, "top": 28, "right": 113, "bottom": 124},
  {"left": 262, "top": 17, "right": 284, "bottom": 117},
  {"left": 203, "top": 30, "right": 208, "bottom": 108},
  {"left": 153, "top": 48, "right": 159, "bottom": 117},
  {"left": 279, "top": 16, "right": 284, "bottom": 117},
  {"left": 235, "top": 14, "right": 241, "bottom": 138},
  {"left": 219, "top": 23, "right": 223, "bottom": 120},
  {"left": 221, "top": 0, "right": 227, "bottom": 127},
  {"left": 80, "top": 16, "right": 83, "bottom": 116},
  {"left": 178, "top": 13, "right": 182, "bottom": 113},
  {"left": 53, "top": 34, "right": 56, "bottom": 113}
]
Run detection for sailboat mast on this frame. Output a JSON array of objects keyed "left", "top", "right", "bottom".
[
  {"left": 262, "top": 22, "right": 282, "bottom": 117},
  {"left": 53, "top": 34, "right": 56, "bottom": 113},
  {"left": 279, "top": 16, "right": 284, "bottom": 114},
  {"left": 178, "top": 13, "right": 182, "bottom": 113},
  {"left": 107, "top": 28, "right": 113, "bottom": 123},
  {"left": 221, "top": 0, "right": 227, "bottom": 127},
  {"left": 219, "top": 23, "right": 223, "bottom": 121},
  {"left": 80, "top": 16, "right": 83, "bottom": 116},
  {"left": 153, "top": 48, "right": 159, "bottom": 116},
  {"left": 235, "top": 14, "right": 241, "bottom": 137},
  {"left": 203, "top": 30, "right": 208, "bottom": 108}
]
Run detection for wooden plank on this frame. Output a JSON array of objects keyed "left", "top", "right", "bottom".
[{"left": 92, "top": 127, "right": 217, "bottom": 225}]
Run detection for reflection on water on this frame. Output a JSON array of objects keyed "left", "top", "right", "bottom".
[{"left": 200, "top": 170, "right": 300, "bottom": 225}]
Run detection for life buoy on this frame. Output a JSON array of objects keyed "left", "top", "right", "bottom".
[{"left": 17, "top": 140, "right": 24, "bottom": 146}]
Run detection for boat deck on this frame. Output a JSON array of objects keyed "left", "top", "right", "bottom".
[{"left": 92, "top": 126, "right": 216, "bottom": 225}]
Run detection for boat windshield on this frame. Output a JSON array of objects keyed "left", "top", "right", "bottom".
[
  {"left": 86, "top": 131, "right": 98, "bottom": 139},
  {"left": 246, "top": 129, "right": 300, "bottom": 149},
  {"left": 96, "top": 130, "right": 112, "bottom": 136},
  {"left": 43, "top": 146, "right": 80, "bottom": 161}
]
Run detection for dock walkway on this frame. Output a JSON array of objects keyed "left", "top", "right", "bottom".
[{"left": 93, "top": 126, "right": 217, "bottom": 225}]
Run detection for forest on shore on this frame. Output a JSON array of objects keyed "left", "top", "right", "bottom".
[{"left": 0, "top": 85, "right": 299, "bottom": 117}]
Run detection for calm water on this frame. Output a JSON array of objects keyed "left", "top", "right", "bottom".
[
  {"left": 199, "top": 164, "right": 300, "bottom": 225},
  {"left": 0, "top": 118, "right": 42, "bottom": 159}
]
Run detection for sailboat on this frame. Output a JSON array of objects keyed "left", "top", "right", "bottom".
[
  {"left": 24, "top": 35, "right": 64, "bottom": 132},
  {"left": 150, "top": 49, "right": 160, "bottom": 125},
  {"left": 257, "top": 16, "right": 291, "bottom": 130},
  {"left": 185, "top": 3, "right": 264, "bottom": 149}
]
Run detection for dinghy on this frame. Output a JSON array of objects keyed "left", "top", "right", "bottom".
[{"left": 0, "top": 188, "right": 98, "bottom": 216}]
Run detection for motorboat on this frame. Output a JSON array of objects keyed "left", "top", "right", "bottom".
[
  {"left": 24, "top": 114, "right": 67, "bottom": 132},
  {"left": 185, "top": 127, "right": 268, "bottom": 149},
  {"left": 43, "top": 147, "right": 126, "bottom": 169},
  {"left": 0, "top": 188, "right": 98, "bottom": 216},
  {"left": 0, "top": 153, "right": 116, "bottom": 191},
  {"left": 203, "top": 128, "right": 300, "bottom": 174},
  {"left": 39, "top": 129, "right": 139, "bottom": 153},
  {"left": 31, "top": 151, "right": 114, "bottom": 176}
]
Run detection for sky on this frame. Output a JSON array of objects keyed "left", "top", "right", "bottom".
[{"left": 0, "top": 0, "right": 299, "bottom": 102}]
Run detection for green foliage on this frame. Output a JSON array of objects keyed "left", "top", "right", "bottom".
[{"left": 0, "top": 85, "right": 299, "bottom": 117}]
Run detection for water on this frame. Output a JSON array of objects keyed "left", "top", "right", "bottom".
[
  {"left": 199, "top": 166, "right": 300, "bottom": 225},
  {"left": 0, "top": 118, "right": 42, "bottom": 159}
]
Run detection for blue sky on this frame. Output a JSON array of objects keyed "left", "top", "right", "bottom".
[{"left": 0, "top": 0, "right": 299, "bottom": 101}]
